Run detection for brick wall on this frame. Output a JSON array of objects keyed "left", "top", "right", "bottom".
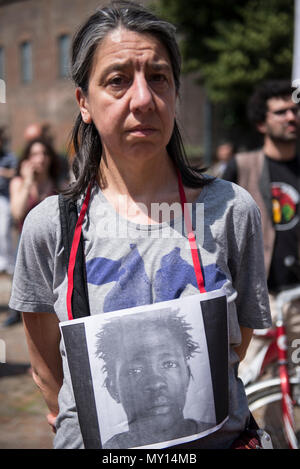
[{"left": 0, "top": 0, "right": 205, "bottom": 159}]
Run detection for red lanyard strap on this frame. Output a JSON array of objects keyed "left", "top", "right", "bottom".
[
  {"left": 66, "top": 184, "right": 92, "bottom": 320},
  {"left": 177, "top": 169, "right": 206, "bottom": 293},
  {"left": 66, "top": 172, "right": 206, "bottom": 320}
]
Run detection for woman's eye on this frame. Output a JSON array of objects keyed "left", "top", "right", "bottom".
[
  {"left": 108, "top": 75, "right": 129, "bottom": 87},
  {"left": 150, "top": 74, "right": 167, "bottom": 84}
]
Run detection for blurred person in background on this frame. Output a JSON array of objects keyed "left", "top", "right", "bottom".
[
  {"left": 23, "top": 123, "right": 47, "bottom": 143},
  {"left": 2, "top": 137, "right": 60, "bottom": 327},
  {"left": 0, "top": 127, "right": 17, "bottom": 276},
  {"left": 223, "top": 80, "right": 300, "bottom": 385},
  {"left": 10, "top": 137, "right": 60, "bottom": 226},
  {"left": 209, "top": 140, "right": 236, "bottom": 178},
  {"left": 23, "top": 122, "right": 70, "bottom": 188}
]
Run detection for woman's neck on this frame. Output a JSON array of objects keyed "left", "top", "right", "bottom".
[
  {"left": 98, "top": 151, "right": 178, "bottom": 203},
  {"left": 97, "top": 151, "right": 203, "bottom": 225}
]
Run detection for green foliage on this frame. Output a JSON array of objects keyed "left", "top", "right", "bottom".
[
  {"left": 202, "top": 4, "right": 293, "bottom": 103},
  {"left": 152, "top": 0, "right": 294, "bottom": 129}
]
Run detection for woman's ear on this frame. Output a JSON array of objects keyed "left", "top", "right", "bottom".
[{"left": 75, "top": 87, "right": 92, "bottom": 124}]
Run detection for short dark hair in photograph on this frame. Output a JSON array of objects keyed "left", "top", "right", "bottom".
[{"left": 94, "top": 308, "right": 200, "bottom": 391}]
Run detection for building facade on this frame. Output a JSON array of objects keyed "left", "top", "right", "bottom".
[{"left": 0, "top": 0, "right": 206, "bottom": 158}]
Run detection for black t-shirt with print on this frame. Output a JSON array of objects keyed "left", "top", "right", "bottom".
[{"left": 267, "top": 155, "right": 300, "bottom": 292}]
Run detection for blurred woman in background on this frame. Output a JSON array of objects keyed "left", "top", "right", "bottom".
[
  {"left": 2, "top": 138, "right": 60, "bottom": 327},
  {"left": 10, "top": 138, "right": 60, "bottom": 226}
]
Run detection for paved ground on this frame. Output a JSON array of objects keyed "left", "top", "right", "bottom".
[
  {"left": 0, "top": 273, "right": 54, "bottom": 449},
  {"left": 1, "top": 272, "right": 299, "bottom": 450}
]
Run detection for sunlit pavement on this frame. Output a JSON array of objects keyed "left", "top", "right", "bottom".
[{"left": 0, "top": 273, "right": 54, "bottom": 449}]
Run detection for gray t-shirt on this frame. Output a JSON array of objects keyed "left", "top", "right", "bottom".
[{"left": 9, "top": 177, "right": 271, "bottom": 449}]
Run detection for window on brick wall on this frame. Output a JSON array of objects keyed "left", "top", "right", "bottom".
[
  {"left": 58, "top": 34, "right": 70, "bottom": 78},
  {"left": 20, "top": 41, "right": 33, "bottom": 83},
  {"left": 0, "top": 47, "right": 4, "bottom": 80}
]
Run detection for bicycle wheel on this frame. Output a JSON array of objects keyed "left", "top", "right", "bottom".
[{"left": 247, "top": 378, "right": 300, "bottom": 449}]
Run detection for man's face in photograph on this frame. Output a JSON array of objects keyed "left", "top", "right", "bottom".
[{"left": 111, "top": 323, "right": 191, "bottom": 435}]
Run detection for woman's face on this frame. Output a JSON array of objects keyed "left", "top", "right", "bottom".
[
  {"left": 76, "top": 27, "right": 177, "bottom": 164},
  {"left": 28, "top": 142, "right": 50, "bottom": 175}
]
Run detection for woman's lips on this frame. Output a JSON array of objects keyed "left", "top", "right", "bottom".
[{"left": 126, "top": 126, "right": 157, "bottom": 136}]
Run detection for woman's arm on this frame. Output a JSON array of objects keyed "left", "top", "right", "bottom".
[
  {"left": 9, "top": 159, "right": 38, "bottom": 222},
  {"left": 22, "top": 312, "right": 63, "bottom": 430},
  {"left": 9, "top": 176, "right": 33, "bottom": 223},
  {"left": 234, "top": 326, "right": 253, "bottom": 362}
]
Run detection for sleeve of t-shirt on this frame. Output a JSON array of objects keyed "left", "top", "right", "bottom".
[
  {"left": 8, "top": 153, "right": 17, "bottom": 169},
  {"left": 222, "top": 158, "right": 238, "bottom": 183},
  {"left": 9, "top": 196, "right": 60, "bottom": 314},
  {"left": 229, "top": 188, "right": 272, "bottom": 329}
]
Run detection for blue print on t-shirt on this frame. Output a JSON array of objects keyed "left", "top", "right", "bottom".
[
  {"left": 154, "top": 247, "right": 198, "bottom": 301},
  {"left": 86, "top": 244, "right": 226, "bottom": 312}
]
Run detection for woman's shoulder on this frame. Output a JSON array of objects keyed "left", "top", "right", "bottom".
[
  {"left": 25, "top": 193, "right": 59, "bottom": 216},
  {"left": 22, "top": 195, "right": 60, "bottom": 239},
  {"left": 204, "top": 175, "right": 259, "bottom": 211},
  {"left": 201, "top": 176, "right": 262, "bottom": 236}
]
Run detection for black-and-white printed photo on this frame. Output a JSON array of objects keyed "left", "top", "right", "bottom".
[{"left": 60, "top": 291, "right": 229, "bottom": 449}]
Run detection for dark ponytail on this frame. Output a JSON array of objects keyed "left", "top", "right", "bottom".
[{"left": 64, "top": 115, "right": 102, "bottom": 199}]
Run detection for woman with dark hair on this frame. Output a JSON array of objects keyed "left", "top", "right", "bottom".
[
  {"left": 3, "top": 138, "right": 60, "bottom": 327},
  {"left": 9, "top": 1, "right": 271, "bottom": 449},
  {"left": 10, "top": 137, "right": 59, "bottom": 224}
]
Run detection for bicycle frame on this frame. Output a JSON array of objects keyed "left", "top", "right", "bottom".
[
  {"left": 274, "top": 292, "right": 298, "bottom": 449},
  {"left": 276, "top": 319, "right": 298, "bottom": 448},
  {"left": 247, "top": 285, "right": 300, "bottom": 449}
]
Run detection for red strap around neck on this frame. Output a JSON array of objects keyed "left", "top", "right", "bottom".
[
  {"left": 66, "top": 184, "right": 92, "bottom": 320},
  {"left": 177, "top": 169, "right": 206, "bottom": 293},
  {"left": 66, "top": 172, "right": 206, "bottom": 320}
]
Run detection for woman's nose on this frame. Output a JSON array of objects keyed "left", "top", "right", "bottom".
[{"left": 130, "top": 75, "right": 155, "bottom": 113}]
